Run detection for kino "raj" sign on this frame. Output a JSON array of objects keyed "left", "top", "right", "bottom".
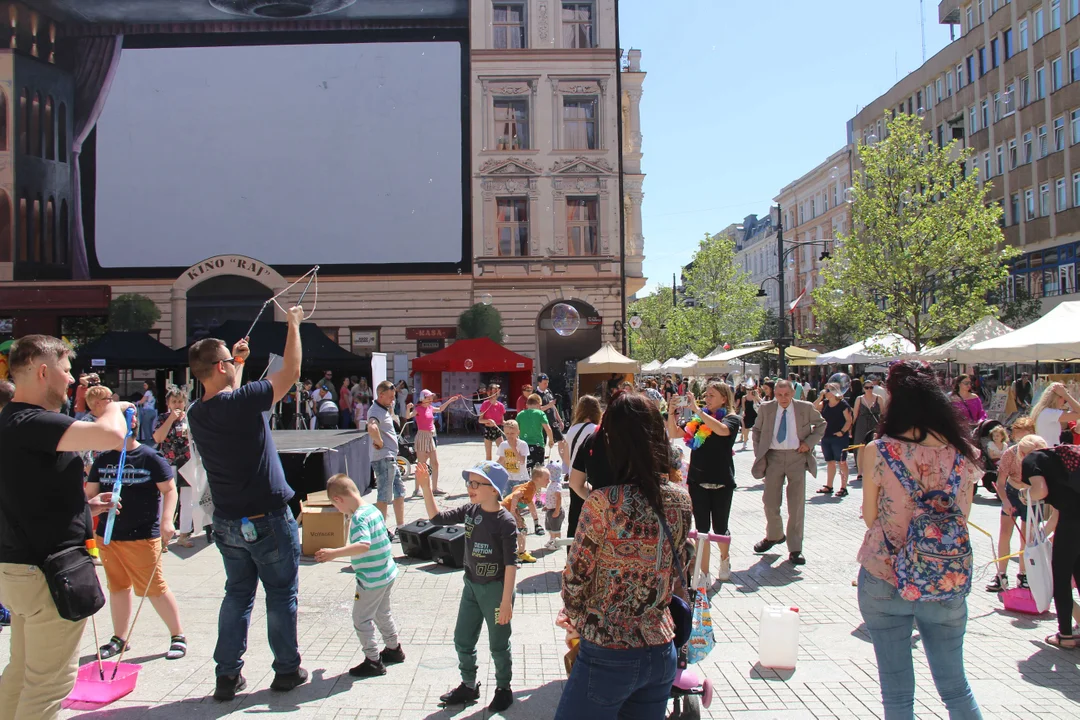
[{"left": 185, "top": 256, "right": 272, "bottom": 283}]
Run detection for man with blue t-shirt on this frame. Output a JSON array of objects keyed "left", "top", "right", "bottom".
[{"left": 187, "top": 305, "right": 307, "bottom": 702}]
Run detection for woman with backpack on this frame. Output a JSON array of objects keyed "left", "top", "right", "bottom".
[{"left": 856, "top": 361, "right": 984, "bottom": 720}]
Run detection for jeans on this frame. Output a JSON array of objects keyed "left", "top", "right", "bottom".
[
  {"left": 555, "top": 639, "right": 676, "bottom": 720},
  {"left": 857, "top": 567, "right": 982, "bottom": 720},
  {"left": 372, "top": 458, "right": 405, "bottom": 504},
  {"left": 212, "top": 506, "right": 302, "bottom": 678}
]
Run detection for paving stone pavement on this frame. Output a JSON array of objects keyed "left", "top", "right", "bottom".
[{"left": 7, "top": 436, "right": 1079, "bottom": 719}]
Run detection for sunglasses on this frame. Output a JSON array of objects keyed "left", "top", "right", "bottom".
[
  {"left": 465, "top": 479, "right": 493, "bottom": 490},
  {"left": 220, "top": 357, "right": 240, "bottom": 366}
]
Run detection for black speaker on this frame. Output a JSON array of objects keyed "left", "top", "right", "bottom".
[
  {"left": 429, "top": 525, "right": 466, "bottom": 568},
  {"left": 398, "top": 519, "right": 439, "bottom": 559}
]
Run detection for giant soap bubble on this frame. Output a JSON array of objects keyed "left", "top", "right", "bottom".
[
  {"left": 551, "top": 303, "right": 581, "bottom": 337},
  {"left": 827, "top": 372, "right": 852, "bottom": 396}
]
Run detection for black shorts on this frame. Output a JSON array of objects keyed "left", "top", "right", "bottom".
[
  {"left": 550, "top": 424, "right": 565, "bottom": 443},
  {"left": 527, "top": 444, "right": 546, "bottom": 470},
  {"left": 483, "top": 424, "right": 503, "bottom": 441},
  {"left": 688, "top": 483, "right": 734, "bottom": 536}
]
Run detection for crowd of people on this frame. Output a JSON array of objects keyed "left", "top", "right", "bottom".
[{"left": 5, "top": 323, "right": 1080, "bottom": 719}]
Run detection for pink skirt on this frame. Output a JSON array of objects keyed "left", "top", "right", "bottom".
[{"left": 415, "top": 430, "right": 436, "bottom": 454}]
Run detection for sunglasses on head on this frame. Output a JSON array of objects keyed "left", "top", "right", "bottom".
[{"left": 465, "top": 479, "right": 492, "bottom": 490}]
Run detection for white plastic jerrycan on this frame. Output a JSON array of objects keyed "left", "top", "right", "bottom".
[{"left": 758, "top": 605, "right": 800, "bottom": 670}]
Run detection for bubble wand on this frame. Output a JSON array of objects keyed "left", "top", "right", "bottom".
[{"left": 103, "top": 407, "right": 136, "bottom": 546}]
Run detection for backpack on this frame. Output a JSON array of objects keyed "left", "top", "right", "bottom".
[{"left": 877, "top": 440, "right": 973, "bottom": 602}]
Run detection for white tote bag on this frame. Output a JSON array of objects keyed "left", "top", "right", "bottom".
[{"left": 1023, "top": 492, "right": 1054, "bottom": 613}]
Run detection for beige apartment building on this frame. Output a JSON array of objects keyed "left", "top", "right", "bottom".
[{"left": 852, "top": 0, "right": 1080, "bottom": 315}]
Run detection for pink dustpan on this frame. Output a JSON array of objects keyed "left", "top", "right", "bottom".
[{"left": 68, "top": 661, "right": 142, "bottom": 704}]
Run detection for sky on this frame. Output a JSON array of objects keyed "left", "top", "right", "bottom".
[{"left": 619, "top": 0, "right": 956, "bottom": 295}]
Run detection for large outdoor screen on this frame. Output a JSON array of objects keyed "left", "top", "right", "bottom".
[{"left": 92, "top": 40, "right": 464, "bottom": 272}]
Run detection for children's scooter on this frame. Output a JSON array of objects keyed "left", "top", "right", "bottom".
[{"left": 668, "top": 529, "right": 713, "bottom": 720}]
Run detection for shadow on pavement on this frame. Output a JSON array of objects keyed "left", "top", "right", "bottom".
[
  {"left": 1018, "top": 642, "right": 1080, "bottom": 703},
  {"left": 734, "top": 555, "right": 803, "bottom": 593},
  {"left": 421, "top": 679, "right": 565, "bottom": 719},
  {"left": 517, "top": 570, "right": 562, "bottom": 595}
]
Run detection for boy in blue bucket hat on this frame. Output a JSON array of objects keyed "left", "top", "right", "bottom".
[{"left": 417, "top": 461, "right": 518, "bottom": 713}]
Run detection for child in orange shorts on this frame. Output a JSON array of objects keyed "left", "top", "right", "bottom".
[{"left": 501, "top": 466, "right": 550, "bottom": 564}]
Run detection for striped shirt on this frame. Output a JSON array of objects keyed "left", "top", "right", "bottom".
[{"left": 348, "top": 504, "right": 398, "bottom": 590}]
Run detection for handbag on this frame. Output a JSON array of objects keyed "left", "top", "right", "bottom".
[
  {"left": 656, "top": 511, "right": 692, "bottom": 649},
  {"left": 686, "top": 534, "right": 716, "bottom": 664},
  {"left": 42, "top": 544, "right": 106, "bottom": 622},
  {"left": 1023, "top": 491, "right": 1054, "bottom": 613}
]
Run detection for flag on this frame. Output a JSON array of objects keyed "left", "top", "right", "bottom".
[{"left": 789, "top": 288, "right": 806, "bottom": 314}]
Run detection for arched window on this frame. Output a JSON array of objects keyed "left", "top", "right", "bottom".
[
  {"left": 17, "top": 194, "right": 27, "bottom": 262},
  {"left": 18, "top": 89, "right": 27, "bottom": 154},
  {"left": 0, "top": 190, "right": 11, "bottom": 262},
  {"left": 30, "top": 92, "right": 41, "bottom": 157},
  {"left": 45, "top": 197, "right": 55, "bottom": 263},
  {"left": 0, "top": 88, "right": 8, "bottom": 152},
  {"left": 58, "top": 199, "right": 68, "bottom": 264},
  {"left": 31, "top": 195, "right": 41, "bottom": 262},
  {"left": 57, "top": 102, "right": 67, "bottom": 163},
  {"left": 44, "top": 96, "right": 54, "bottom": 160}
]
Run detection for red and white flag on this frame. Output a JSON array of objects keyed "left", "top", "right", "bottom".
[{"left": 789, "top": 288, "right": 806, "bottom": 314}]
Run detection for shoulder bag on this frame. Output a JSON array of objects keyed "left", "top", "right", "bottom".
[{"left": 656, "top": 508, "right": 692, "bottom": 648}]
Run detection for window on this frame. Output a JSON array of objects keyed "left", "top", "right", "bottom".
[
  {"left": 496, "top": 197, "right": 529, "bottom": 256},
  {"left": 57, "top": 103, "right": 66, "bottom": 163},
  {"left": 1074, "top": 172, "right": 1080, "bottom": 207},
  {"left": 1056, "top": 116, "right": 1066, "bottom": 150},
  {"left": 1053, "top": 57, "right": 1064, "bottom": 91},
  {"left": 1026, "top": 188, "right": 1036, "bottom": 220},
  {"left": 562, "top": 96, "right": 598, "bottom": 149},
  {"left": 1021, "top": 75, "right": 1031, "bottom": 105},
  {"left": 1053, "top": 0, "right": 1062, "bottom": 30},
  {"left": 1004, "top": 82, "right": 1015, "bottom": 114},
  {"left": 493, "top": 3, "right": 527, "bottom": 49},
  {"left": 982, "top": 99, "right": 990, "bottom": 128},
  {"left": 562, "top": 2, "right": 594, "bottom": 49},
  {"left": 994, "top": 92, "right": 1002, "bottom": 122},
  {"left": 1073, "top": 0, "right": 1080, "bottom": 20},
  {"left": 984, "top": 151, "right": 992, "bottom": 178},
  {"left": 1004, "top": 28, "right": 1014, "bottom": 59},
  {"left": 1012, "top": 192, "right": 1021, "bottom": 224},
  {"left": 966, "top": 55, "right": 975, "bottom": 83},
  {"left": 29, "top": 92, "right": 40, "bottom": 157},
  {"left": 958, "top": 62, "right": 966, "bottom": 88},
  {"left": 1058, "top": 178, "right": 1068, "bottom": 211},
  {"left": 1037, "top": 66, "right": 1046, "bottom": 99},
  {"left": 1074, "top": 109, "right": 1080, "bottom": 144},
  {"left": 566, "top": 197, "right": 598, "bottom": 255},
  {"left": 967, "top": 4, "right": 974, "bottom": 31},
  {"left": 991, "top": 38, "right": 1000, "bottom": 68},
  {"left": 979, "top": 0, "right": 985, "bottom": 22},
  {"left": 978, "top": 46, "right": 987, "bottom": 76},
  {"left": 1024, "top": 131, "right": 1034, "bottom": 162},
  {"left": 947, "top": 71, "right": 954, "bottom": 97},
  {"left": 1020, "top": 18, "right": 1030, "bottom": 50},
  {"left": 969, "top": 106, "right": 978, "bottom": 134},
  {"left": 937, "top": 78, "right": 944, "bottom": 103},
  {"left": 1009, "top": 138, "right": 1018, "bottom": 168},
  {"left": 997, "top": 144, "right": 1005, "bottom": 174},
  {"left": 917, "top": 89, "right": 924, "bottom": 111},
  {"left": 1041, "top": 183, "right": 1051, "bottom": 216},
  {"left": 1039, "top": 124, "right": 1049, "bottom": 156},
  {"left": 493, "top": 98, "right": 530, "bottom": 150},
  {"left": 1036, "top": 8, "right": 1045, "bottom": 39},
  {"left": 1073, "top": 48, "right": 1080, "bottom": 83},
  {"left": 43, "top": 96, "right": 53, "bottom": 161}
]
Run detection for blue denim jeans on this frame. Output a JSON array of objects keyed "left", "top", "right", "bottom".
[
  {"left": 857, "top": 567, "right": 982, "bottom": 720},
  {"left": 212, "top": 506, "right": 302, "bottom": 678},
  {"left": 554, "top": 639, "right": 676, "bottom": 720}
]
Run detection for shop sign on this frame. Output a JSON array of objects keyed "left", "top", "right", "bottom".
[
  {"left": 184, "top": 255, "right": 271, "bottom": 283},
  {"left": 586, "top": 315, "right": 603, "bottom": 326},
  {"left": 351, "top": 329, "right": 379, "bottom": 352},
  {"left": 417, "top": 339, "right": 445, "bottom": 354},
  {"left": 406, "top": 327, "right": 457, "bottom": 340}
]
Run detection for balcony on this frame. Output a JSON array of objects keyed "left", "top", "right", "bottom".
[{"left": 939, "top": 1, "right": 961, "bottom": 25}]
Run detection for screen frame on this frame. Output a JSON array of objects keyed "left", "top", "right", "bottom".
[{"left": 81, "top": 27, "right": 471, "bottom": 280}]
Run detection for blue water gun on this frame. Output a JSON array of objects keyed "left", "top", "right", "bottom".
[{"left": 103, "top": 407, "right": 136, "bottom": 546}]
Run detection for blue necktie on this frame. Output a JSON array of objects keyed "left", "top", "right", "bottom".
[{"left": 777, "top": 407, "right": 788, "bottom": 444}]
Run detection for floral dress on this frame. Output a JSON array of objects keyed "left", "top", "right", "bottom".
[{"left": 154, "top": 412, "right": 191, "bottom": 487}]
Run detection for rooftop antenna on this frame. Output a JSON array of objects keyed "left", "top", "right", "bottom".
[{"left": 920, "top": 0, "right": 927, "bottom": 63}]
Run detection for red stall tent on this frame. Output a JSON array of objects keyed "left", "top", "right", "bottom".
[{"left": 412, "top": 337, "right": 533, "bottom": 399}]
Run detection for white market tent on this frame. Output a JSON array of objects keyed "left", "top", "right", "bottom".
[
  {"left": 640, "top": 360, "right": 663, "bottom": 373},
  {"left": 576, "top": 343, "right": 640, "bottom": 375},
  {"left": 693, "top": 345, "right": 764, "bottom": 374},
  {"left": 815, "top": 333, "right": 916, "bottom": 365},
  {"left": 918, "top": 316, "right": 1014, "bottom": 364},
  {"left": 969, "top": 301, "right": 1080, "bottom": 362},
  {"left": 659, "top": 357, "right": 681, "bottom": 372}
]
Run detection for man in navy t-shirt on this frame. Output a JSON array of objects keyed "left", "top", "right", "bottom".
[{"left": 187, "top": 305, "right": 307, "bottom": 702}]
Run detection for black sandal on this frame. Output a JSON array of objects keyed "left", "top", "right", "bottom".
[
  {"left": 835, "top": 488, "right": 849, "bottom": 498},
  {"left": 1046, "top": 633, "right": 1079, "bottom": 648},
  {"left": 99, "top": 635, "right": 129, "bottom": 660},
  {"left": 166, "top": 635, "right": 188, "bottom": 660},
  {"left": 817, "top": 486, "right": 834, "bottom": 494}
]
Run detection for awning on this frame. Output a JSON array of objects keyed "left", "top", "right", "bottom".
[
  {"left": 75, "top": 331, "right": 187, "bottom": 370},
  {"left": 816, "top": 334, "right": 916, "bottom": 365},
  {"left": 919, "top": 316, "right": 1014, "bottom": 363}
]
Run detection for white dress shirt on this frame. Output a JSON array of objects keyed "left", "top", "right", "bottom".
[{"left": 772, "top": 402, "right": 800, "bottom": 450}]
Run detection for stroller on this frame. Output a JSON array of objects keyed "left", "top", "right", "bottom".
[
  {"left": 668, "top": 531, "right": 714, "bottom": 720},
  {"left": 973, "top": 418, "right": 1004, "bottom": 495},
  {"left": 395, "top": 419, "right": 419, "bottom": 479}
]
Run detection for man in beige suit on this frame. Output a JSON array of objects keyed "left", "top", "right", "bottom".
[{"left": 751, "top": 379, "right": 826, "bottom": 565}]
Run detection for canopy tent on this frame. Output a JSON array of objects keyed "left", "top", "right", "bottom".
[
  {"left": 640, "top": 360, "right": 663, "bottom": 373},
  {"left": 693, "top": 345, "right": 763, "bottom": 374},
  {"left": 659, "top": 357, "right": 683, "bottom": 372},
  {"left": 918, "top": 316, "right": 1014, "bottom": 363},
  {"left": 203, "top": 320, "right": 369, "bottom": 371},
  {"left": 576, "top": 343, "right": 640, "bottom": 374},
  {"left": 815, "top": 334, "right": 916, "bottom": 365},
  {"left": 768, "top": 345, "right": 821, "bottom": 362},
  {"left": 969, "top": 301, "right": 1080, "bottom": 362},
  {"left": 412, "top": 337, "right": 533, "bottom": 399},
  {"left": 75, "top": 332, "right": 187, "bottom": 370}
]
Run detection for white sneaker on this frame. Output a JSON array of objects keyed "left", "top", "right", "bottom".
[
  {"left": 543, "top": 539, "right": 556, "bottom": 551},
  {"left": 717, "top": 558, "right": 731, "bottom": 582}
]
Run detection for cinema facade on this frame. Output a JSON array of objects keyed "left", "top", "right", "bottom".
[{"left": 0, "top": 0, "right": 646, "bottom": 381}]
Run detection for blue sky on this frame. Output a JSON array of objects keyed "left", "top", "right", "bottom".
[{"left": 619, "top": 0, "right": 955, "bottom": 294}]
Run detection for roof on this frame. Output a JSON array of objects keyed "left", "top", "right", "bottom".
[
  {"left": 76, "top": 331, "right": 186, "bottom": 370},
  {"left": 412, "top": 337, "right": 533, "bottom": 373}
]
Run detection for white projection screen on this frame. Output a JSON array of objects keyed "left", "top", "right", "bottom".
[{"left": 93, "top": 40, "right": 464, "bottom": 271}]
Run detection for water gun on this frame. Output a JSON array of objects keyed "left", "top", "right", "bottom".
[{"left": 103, "top": 407, "right": 136, "bottom": 546}]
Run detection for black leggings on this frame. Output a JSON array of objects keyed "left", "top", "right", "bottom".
[
  {"left": 688, "top": 484, "right": 734, "bottom": 536},
  {"left": 1052, "top": 522, "right": 1080, "bottom": 636}
]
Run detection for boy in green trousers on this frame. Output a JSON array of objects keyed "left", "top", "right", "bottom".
[{"left": 418, "top": 461, "right": 518, "bottom": 713}]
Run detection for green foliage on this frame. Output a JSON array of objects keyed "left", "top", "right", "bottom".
[
  {"left": 60, "top": 316, "right": 108, "bottom": 348},
  {"left": 629, "top": 232, "right": 765, "bottom": 360},
  {"left": 457, "top": 303, "right": 504, "bottom": 343},
  {"left": 996, "top": 285, "right": 1043, "bottom": 328},
  {"left": 108, "top": 293, "right": 161, "bottom": 332},
  {"left": 813, "top": 113, "right": 1017, "bottom": 351}
]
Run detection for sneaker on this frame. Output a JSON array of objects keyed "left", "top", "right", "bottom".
[
  {"left": 440, "top": 682, "right": 481, "bottom": 705},
  {"left": 986, "top": 574, "right": 1009, "bottom": 593},
  {"left": 543, "top": 539, "right": 556, "bottom": 551},
  {"left": 349, "top": 658, "right": 387, "bottom": 677},
  {"left": 0, "top": 606, "right": 10, "bottom": 627},
  {"left": 517, "top": 551, "right": 537, "bottom": 563},
  {"left": 270, "top": 667, "right": 309, "bottom": 692},
  {"left": 717, "top": 557, "right": 731, "bottom": 582},
  {"left": 380, "top": 645, "right": 406, "bottom": 664},
  {"left": 488, "top": 687, "right": 514, "bottom": 713},
  {"left": 1018, "top": 573, "right": 1029, "bottom": 589},
  {"left": 214, "top": 674, "right": 247, "bottom": 702},
  {"left": 534, "top": 524, "right": 546, "bottom": 536}
]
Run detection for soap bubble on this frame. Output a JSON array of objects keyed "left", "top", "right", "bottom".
[
  {"left": 866, "top": 133, "right": 878, "bottom": 145},
  {"left": 551, "top": 303, "right": 581, "bottom": 337},
  {"left": 829, "top": 166, "right": 839, "bottom": 180},
  {"left": 900, "top": 189, "right": 912, "bottom": 204},
  {"left": 480, "top": 293, "right": 493, "bottom": 306},
  {"left": 844, "top": 187, "right": 857, "bottom": 204},
  {"left": 464, "top": 359, "right": 474, "bottom": 370},
  {"left": 827, "top": 372, "right": 852, "bottom": 396}
]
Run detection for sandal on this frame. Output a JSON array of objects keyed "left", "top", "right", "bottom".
[
  {"left": 835, "top": 488, "right": 849, "bottom": 498},
  {"left": 99, "top": 635, "right": 129, "bottom": 660},
  {"left": 176, "top": 533, "right": 194, "bottom": 548},
  {"left": 1045, "top": 633, "right": 1079, "bottom": 648},
  {"left": 166, "top": 635, "right": 188, "bottom": 660},
  {"left": 816, "top": 486, "right": 834, "bottom": 494}
]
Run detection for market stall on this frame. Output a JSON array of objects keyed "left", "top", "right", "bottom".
[
  {"left": 918, "top": 316, "right": 1014, "bottom": 364},
  {"left": 411, "top": 337, "right": 533, "bottom": 406},
  {"left": 575, "top": 343, "right": 639, "bottom": 402},
  {"left": 969, "top": 301, "right": 1080, "bottom": 362},
  {"left": 815, "top": 333, "right": 916, "bottom": 365}
]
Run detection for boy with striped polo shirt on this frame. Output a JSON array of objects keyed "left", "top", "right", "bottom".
[{"left": 316, "top": 473, "right": 404, "bottom": 677}]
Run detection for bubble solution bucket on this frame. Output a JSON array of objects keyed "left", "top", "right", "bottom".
[
  {"left": 68, "top": 662, "right": 142, "bottom": 704},
  {"left": 1001, "top": 588, "right": 1043, "bottom": 615},
  {"left": 758, "top": 606, "right": 800, "bottom": 670}
]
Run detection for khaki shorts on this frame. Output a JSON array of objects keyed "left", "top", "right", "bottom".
[{"left": 99, "top": 537, "right": 169, "bottom": 597}]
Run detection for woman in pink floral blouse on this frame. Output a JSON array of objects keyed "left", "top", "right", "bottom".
[{"left": 856, "top": 362, "right": 984, "bottom": 720}]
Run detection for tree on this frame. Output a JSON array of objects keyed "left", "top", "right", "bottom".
[
  {"left": 627, "top": 287, "right": 697, "bottom": 361},
  {"left": 109, "top": 293, "right": 161, "bottom": 332},
  {"left": 996, "top": 286, "right": 1043, "bottom": 328},
  {"left": 812, "top": 113, "right": 1018, "bottom": 351},
  {"left": 457, "top": 303, "right": 504, "bottom": 343}
]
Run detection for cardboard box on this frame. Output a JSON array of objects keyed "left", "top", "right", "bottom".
[{"left": 300, "top": 492, "right": 348, "bottom": 556}]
